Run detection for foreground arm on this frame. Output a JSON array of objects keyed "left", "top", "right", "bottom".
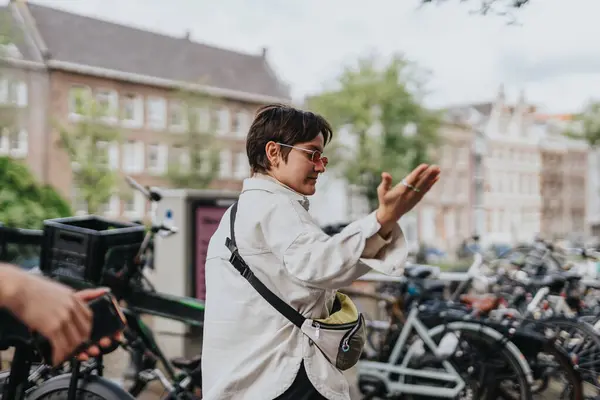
[{"left": 0, "top": 263, "right": 115, "bottom": 365}]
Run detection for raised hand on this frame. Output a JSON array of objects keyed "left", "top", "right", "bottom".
[{"left": 376, "top": 164, "right": 441, "bottom": 234}]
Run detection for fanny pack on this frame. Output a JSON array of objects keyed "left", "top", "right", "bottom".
[{"left": 224, "top": 201, "right": 366, "bottom": 371}]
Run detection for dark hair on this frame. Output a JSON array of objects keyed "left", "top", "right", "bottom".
[{"left": 246, "top": 103, "right": 333, "bottom": 174}]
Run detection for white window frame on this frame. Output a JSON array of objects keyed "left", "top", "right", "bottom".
[
  {"left": 104, "top": 194, "right": 121, "bottom": 218},
  {"left": 233, "top": 111, "right": 250, "bottom": 138},
  {"left": 169, "top": 100, "right": 186, "bottom": 133},
  {"left": 0, "top": 128, "right": 9, "bottom": 155},
  {"left": 148, "top": 143, "right": 168, "bottom": 175},
  {"left": 9, "top": 130, "right": 28, "bottom": 158},
  {"left": 219, "top": 149, "right": 232, "bottom": 178},
  {"left": 233, "top": 151, "right": 249, "bottom": 179},
  {"left": 124, "top": 191, "right": 146, "bottom": 219},
  {"left": 147, "top": 96, "right": 166, "bottom": 130},
  {"left": 121, "top": 93, "right": 144, "bottom": 128},
  {"left": 122, "top": 140, "right": 145, "bottom": 173},
  {"left": 217, "top": 107, "right": 230, "bottom": 135},
  {"left": 68, "top": 85, "right": 92, "bottom": 120},
  {"left": 95, "top": 89, "right": 118, "bottom": 123}
]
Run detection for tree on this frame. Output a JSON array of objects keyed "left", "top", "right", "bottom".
[
  {"left": 563, "top": 101, "right": 600, "bottom": 148},
  {"left": 56, "top": 91, "right": 123, "bottom": 215},
  {"left": 307, "top": 52, "right": 441, "bottom": 210},
  {"left": 0, "top": 9, "right": 19, "bottom": 147},
  {"left": 420, "top": 0, "right": 531, "bottom": 23},
  {"left": 0, "top": 156, "right": 72, "bottom": 228},
  {"left": 165, "top": 88, "right": 221, "bottom": 189}
]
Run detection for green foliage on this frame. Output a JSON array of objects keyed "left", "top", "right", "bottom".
[
  {"left": 56, "top": 91, "right": 122, "bottom": 214},
  {"left": 0, "top": 156, "right": 72, "bottom": 228},
  {"left": 165, "top": 86, "right": 221, "bottom": 189},
  {"left": 563, "top": 101, "right": 600, "bottom": 148},
  {"left": 308, "top": 53, "right": 441, "bottom": 209}
]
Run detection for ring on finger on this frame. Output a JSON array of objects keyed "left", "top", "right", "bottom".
[{"left": 401, "top": 179, "right": 420, "bottom": 193}]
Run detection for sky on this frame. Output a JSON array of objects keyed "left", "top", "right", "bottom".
[{"left": 4, "top": 0, "right": 600, "bottom": 113}]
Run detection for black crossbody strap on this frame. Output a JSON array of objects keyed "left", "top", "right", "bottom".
[{"left": 225, "top": 202, "right": 306, "bottom": 328}]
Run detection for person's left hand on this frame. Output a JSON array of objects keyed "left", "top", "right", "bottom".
[{"left": 73, "top": 288, "right": 124, "bottom": 362}]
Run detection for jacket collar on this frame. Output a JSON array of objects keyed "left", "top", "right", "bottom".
[{"left": 241, "top": 174, "right": 311, "bottom": 211}]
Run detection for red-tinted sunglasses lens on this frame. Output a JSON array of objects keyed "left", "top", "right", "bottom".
[{"left": 316, "top": 155, "right": 328, "bottom": 167}]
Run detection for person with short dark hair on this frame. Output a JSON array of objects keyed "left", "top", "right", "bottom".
[{"left": 201, "top": 104, "right": 440, "bottom": 400}]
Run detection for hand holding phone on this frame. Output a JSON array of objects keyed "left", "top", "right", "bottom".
[{"left": 34, "top": 291, "right": 127, "bottom": 365}]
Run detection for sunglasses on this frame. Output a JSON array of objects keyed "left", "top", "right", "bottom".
[{"left": 276, "top": 143, "right": 328, "bottom": 167}]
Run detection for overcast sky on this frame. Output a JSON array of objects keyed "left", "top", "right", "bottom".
[{"left": 5, "top": 0, "right": 600, "bottom": 113}]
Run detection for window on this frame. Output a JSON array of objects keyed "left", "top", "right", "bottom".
[
  {"left": 68, "top": 86, "right": 91, "bottom": 117},
  {"left": 108, "top": 142, "right": 119, "bottom": 170},
  {"left": 0, "top": 79, "right": 25, "bottom": 106},
  {"left": 9, "top": 130, "right": 27, "bottom": 158},
  {"left": 95, "top": 141, "right": 109, "bottom": 168},
  {"left": 219, "top": 149, "right": 232, "bottom": 178},
  {"left": 13, "top": 81, "right": 27, "bottom": 107},
  {"left": 0, "top": 129, "right": 8, "bottom": 155},
  {"left": 147, "top": 97, "right": 166, "bottom": 130},
  {"left": 169, "top": 101, "right": 185, "bottom": 131},
  {"left": 217, "top": 108, "right": 230, "bottom": 135},
  {"left": 420, "top": 206, "right": 436, "bottom": 242},
  {"left": 233, "top": 111, "right": 250, "bottom": 138},
  {"left": 121, "top": 94, "right": 143, "bottom": 127},
  {"left": 148, "top": 143, "right": 168, "bottom": 174},
  {"left": 104, "top": 195, "right": 120, "bottom": 217},
  {"left": 124, "top": 191, "right": 146, "bottom": 219},
  {"left": 0, "top": 79, "right": 7, "bottom": 103},
  {"left": 72, "top": 187, "right": 88, "bottom": 216},
  {"left": 122, "top": 140, "right": 145, "bottom": 173},
  {"left": 95, "top": 89, "right": 118, "bottom": 121},
  {"left": 169, "top": 145, "right": 189, "bottom": 172},
  {"left": 234, "top": 152, "right": 250, "bottom": 179},
  {"left": 444, "top": 210, "right": 456, "bottom": 238},
  {"left": 194, "top": 107, "right": 210, "bottom": 132}
]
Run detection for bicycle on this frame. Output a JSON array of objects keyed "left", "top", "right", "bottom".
[{"left": 0, "top": 303, "right": 133, "bottom": 400}]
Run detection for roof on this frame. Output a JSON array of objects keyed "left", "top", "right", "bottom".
[
  {"left": 24, "top": 2, "right": 290, "bottom": 99},
  {"left": 0, "top": 6, "right": 39, "bottom": 63}
]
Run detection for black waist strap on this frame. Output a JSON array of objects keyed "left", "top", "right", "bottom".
[{"left": 225, "top": 201, "right": 306, "bottom": 328}]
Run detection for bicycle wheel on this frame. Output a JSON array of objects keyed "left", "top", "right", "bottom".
[
  {"left": 525, "top": 316, "right": 600, "bottom": 398},
  {"left": 26, "top": 374, "right": 135, "bottom": 400},
  {"left": 527, "top": 340, "right": 583, "bottom": 399},
  {"left": 402, "top": 322, "right": 533, "bottom": 400}
]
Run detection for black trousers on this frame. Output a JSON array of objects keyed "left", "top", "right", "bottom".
[{"left": 274, "top": 362, "right": 327, "bottom": 400}]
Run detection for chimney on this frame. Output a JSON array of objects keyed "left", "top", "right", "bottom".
[
  {"left": 261, "top": 47, "right": 268, "bottom": 59},
  {"left": 184, "top": 30, "right": 191, "bottom": 40}
]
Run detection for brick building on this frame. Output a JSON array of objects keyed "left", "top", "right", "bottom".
[{"left": 2, "top": 1, "right": 290, "bottom": 220}]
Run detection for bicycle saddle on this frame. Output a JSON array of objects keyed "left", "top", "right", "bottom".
[
  {"left": 459, "top": 294, "right": 501, "bottom": 313},
  {"left": 171, "top": 355, "right": 201, "bottom": 371},
  {"left": 404, "top": 265, "right": 437, "bottom": 279},
  {"left": 530, "top": 274, "right": 566, "bottom": 288}
]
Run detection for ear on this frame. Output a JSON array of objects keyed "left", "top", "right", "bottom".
[{"left": 265, "top": 141, "right": 280, "bottom": 166}]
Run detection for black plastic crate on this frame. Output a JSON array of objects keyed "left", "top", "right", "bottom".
[
  {"left": 0, "top": 224, "right": 43, "bottom": 270},
  {"left": 39, "top": 215, "right": 146, "bottom": 285}
]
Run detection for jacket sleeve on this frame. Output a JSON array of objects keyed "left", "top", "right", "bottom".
[{"left": 262, "top": 198, "right": 408, "bottom": 290}]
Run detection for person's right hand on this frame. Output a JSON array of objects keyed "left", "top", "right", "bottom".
[
  {"left": 2, "top": 268, "right": 98, "bottom": 365},
  {"left": 376, "top": 164, "right": 441, "bottom": 235}
]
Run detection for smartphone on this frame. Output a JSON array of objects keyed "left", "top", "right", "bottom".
[{"left": 34, "top": 292, "right": 127, "bottom": 365}]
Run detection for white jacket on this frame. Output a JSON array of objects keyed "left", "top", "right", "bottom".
[{"left": 201, "top": 174, "right": 408, "bottom": 400}]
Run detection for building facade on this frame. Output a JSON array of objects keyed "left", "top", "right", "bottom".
[
  {"left": 447, "top": 87, "right": 543, "bottom": 247},
  {"left": 4, "top": 1, "right": 290, "bottom": 220},
  {"left": 536, "top": 115, "right": 588, "bottom": 241}
]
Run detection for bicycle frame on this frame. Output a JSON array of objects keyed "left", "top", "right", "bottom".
[{"left": 359, "top": 306, "right": 465, "bottom": 398}]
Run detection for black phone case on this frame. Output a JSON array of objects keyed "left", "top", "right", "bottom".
[{"left": 34, "top": 292, "right": 126, "bottom": 364}]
